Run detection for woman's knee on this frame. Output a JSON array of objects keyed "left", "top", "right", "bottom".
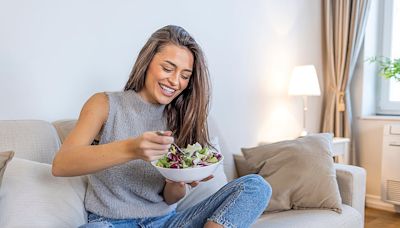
[{"left": 240, "top": 174, "right": 272, "bottom": 201}]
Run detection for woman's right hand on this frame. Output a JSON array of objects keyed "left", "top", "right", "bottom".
[{"left": 128, "top": 131, "right": 174, "bottom": 161}]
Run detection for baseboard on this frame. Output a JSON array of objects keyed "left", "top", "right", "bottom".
[{"left": 366, "top": 194, "right": 396, "bottom": 212}]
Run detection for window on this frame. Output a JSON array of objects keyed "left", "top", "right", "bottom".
[{"left": 377, "top": 0, "right": 400, "bottom": 115}]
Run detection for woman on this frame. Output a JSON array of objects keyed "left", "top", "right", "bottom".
[{"left": 52, "top": 25, "right": 271, "bottom": 228}]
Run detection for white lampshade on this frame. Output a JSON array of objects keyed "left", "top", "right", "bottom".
[{"left": 288, "top": 65, "right": 321, "bottom": 96}]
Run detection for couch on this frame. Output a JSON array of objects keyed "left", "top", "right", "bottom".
[{"left": 0, "top": 119, "right": 366, "bottom": 227}]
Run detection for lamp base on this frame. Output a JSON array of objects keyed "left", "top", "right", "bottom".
[{"left": 300, "top": 130, "right": 308, "bottom": 137}]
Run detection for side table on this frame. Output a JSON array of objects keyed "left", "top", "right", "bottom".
[{"left": 332, "top": 137, "right": 350, "bottom": 164}]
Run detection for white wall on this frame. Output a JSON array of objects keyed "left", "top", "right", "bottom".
[{"left": 0, "top": 0, "right": 323, "bottom": 155}]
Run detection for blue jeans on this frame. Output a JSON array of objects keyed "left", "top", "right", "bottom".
[{"left": 79, "top": 174, "right": 272, "bottom": 228}]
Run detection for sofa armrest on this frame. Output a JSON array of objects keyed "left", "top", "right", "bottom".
[{"left": 335, "top": 163, "right": 366, "bottom": 219}]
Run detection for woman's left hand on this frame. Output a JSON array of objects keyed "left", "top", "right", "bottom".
[{"left": 163, "top": 175, "right": 214, "bottom": 205}]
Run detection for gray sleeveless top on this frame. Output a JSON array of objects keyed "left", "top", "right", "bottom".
[{"left": 84, "top": 90, "right": 176, "bottom": 219}]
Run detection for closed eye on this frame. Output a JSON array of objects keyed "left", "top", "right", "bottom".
[
  {"left": 181, "top": 74, "right": 190, "bottom": 80},
  {"left": 162, "top": 66, "right": 173, "bottom": 73}
]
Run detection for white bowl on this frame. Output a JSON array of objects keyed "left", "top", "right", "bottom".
[{"left": 151, "top": 155, "right": 224, "bottom": 183}]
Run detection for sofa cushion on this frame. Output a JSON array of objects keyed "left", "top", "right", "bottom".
[
  {"left": 252, "top": 204, "right": 362, "bottom": 228},
  {"left": 242, "top": 133, "right": 342, "bottom": 213},
  {"left": 0, "top": 120, "right": 61, "bottom": 164},
  {"left": 0, "top": 150, "right": 14, "bottom": 187},
  {"left": 0, "top": 157, "right": 87, "bottom": 228}
]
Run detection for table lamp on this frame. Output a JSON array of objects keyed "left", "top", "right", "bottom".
[{"left": 288, "top": 65, "right": 321, "bottom": 136}]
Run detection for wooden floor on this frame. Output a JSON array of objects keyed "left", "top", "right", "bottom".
[{"left": 365, "top": 207, "right": 400, "bottom": 228}]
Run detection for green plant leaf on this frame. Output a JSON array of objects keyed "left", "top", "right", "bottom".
[{"left": 368, "top": 56, "right": 400, "bottom": 81}]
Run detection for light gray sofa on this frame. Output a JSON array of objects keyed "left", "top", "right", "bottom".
[{"left": 0, "top": 119, "right": 366, "bottom": 227}]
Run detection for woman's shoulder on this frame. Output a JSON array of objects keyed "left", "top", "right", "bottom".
[
  {"left": 102, "top": 90, "right": 134, "bottom": 100},
  {"left": 73, "top": 92, "right": 110, "bottom": 135},
  {"left": 88, "top": 92, "right": 109, "bottom": 106},
  {"left": 85, "top": 91, "right": 131, "bottom": 112},
  {"left": 89, "top": 91, "right": 128, "bottom": 103},
  {"left": 85, "top": 90, "right": 138, "bottom": 115},
  {"left": 81, "top": 92, "right": 110, "bottom": 119}
]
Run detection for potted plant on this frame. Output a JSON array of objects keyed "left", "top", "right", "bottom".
[{"left": 368, "top": 56, "right": 400, "bottom": 81}]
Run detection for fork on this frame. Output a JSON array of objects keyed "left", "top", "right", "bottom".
[{"left": 156, "top": 131, "right": 185, "bottom": 154}]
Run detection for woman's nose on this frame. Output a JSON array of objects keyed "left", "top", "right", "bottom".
[{"left": 168, "top": 73, "right": 179, "bottom": 86}]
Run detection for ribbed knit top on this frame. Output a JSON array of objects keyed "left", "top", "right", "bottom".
[{"left": 84, "top": 90, "right": 176, "bottom": 219}]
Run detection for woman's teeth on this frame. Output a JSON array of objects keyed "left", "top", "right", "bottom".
[{"left": 160, "top": 84, "right": 175, "bottom": 95}]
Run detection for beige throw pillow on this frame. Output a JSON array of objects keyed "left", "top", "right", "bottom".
[
  {"left": 233, "top": 154, "right": 255, "bottom": 177},
  {"left": 0, "top": 151, "right": 15, "bottom": 187},
  {"left": 241, "top": 133, "right": 342, "bottom": 213}
]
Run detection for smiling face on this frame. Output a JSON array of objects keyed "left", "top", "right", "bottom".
[{"left": 139, "top": 44, "right": 194, "bottom": 105}]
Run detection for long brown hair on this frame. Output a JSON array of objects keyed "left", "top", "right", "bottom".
[{"left": 124, "top": 25, "right": 211, "bottom": 147}]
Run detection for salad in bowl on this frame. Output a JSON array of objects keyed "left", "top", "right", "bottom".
[{"left": 151, "top": 142, "right": 224, "bottom": 183}]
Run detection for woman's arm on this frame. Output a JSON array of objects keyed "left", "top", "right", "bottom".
[
  {"left": 52, "top": 92, "right": 173, "bottom": 177},
  {"left": 52, "top": 92, "right": 131, "bottom": 176}
]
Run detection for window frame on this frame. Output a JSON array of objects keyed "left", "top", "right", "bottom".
[{"left": 377, "top": 0, "right": 400, "bottom": 115}]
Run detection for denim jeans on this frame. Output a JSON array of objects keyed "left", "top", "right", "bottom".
[{"left": 79, "top": 174, "right": 272, "bottom": 228}]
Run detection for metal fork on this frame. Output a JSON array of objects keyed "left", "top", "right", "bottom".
[{"left": 156, "top": 131, "right": 184, "bottom": 154}]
